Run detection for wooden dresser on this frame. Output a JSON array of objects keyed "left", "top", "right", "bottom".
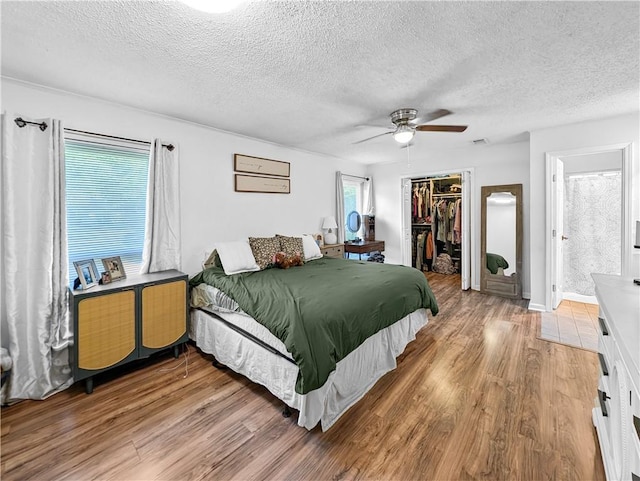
[
  {"left": 344, "top": 240, "right": 385, "bottom": 260},
  {"left": 321, "top": 243, "right": 345, "bottom": 259},
  {"left": 592, "top": 274, "right": 640, "bottom": 481},
  {"left": 70, "top": 269, "right": 188, "bottom": 393}
]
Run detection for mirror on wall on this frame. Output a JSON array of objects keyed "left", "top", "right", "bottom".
[
  {"left": 346, "top": 210, "right": 362, "bottom": 241},
  {"left": 346, "top": 211, "right": 361, "bottom": 233},
  {"left": 481, "top": 184, "right": 523, "bottom": 299}
]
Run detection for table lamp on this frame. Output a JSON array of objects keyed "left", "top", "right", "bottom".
[{"left": 323, "top": 216, "right": 338, "bottom": 245}]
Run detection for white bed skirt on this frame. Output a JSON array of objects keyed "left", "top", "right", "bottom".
[{"left": 190, "top": 308, "right": 428, "bottom": 431}]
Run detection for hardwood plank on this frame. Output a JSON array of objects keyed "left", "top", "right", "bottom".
[{"left": 0, "top": 272, "right": 604, "bottom": 481}]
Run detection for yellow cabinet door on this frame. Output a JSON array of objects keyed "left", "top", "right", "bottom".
[
  {"left": 77, "top": 290, "right": 136, "bottom": 371},
  {"left": 141, "top": 280, "right": 187, "bottom": 349}
]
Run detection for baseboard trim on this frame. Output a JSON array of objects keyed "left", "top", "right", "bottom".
[
  {"left": 528, "top": 302, "right": 547, "bottom": 312},
  {"left": 563, "top": 292, "right": 598, "bottom": 305}
]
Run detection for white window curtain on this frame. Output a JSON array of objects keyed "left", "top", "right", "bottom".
[
  {"left": 363, "top": 176, "right": 375, "bottom": 216},
  {"left": 140, "top": 139, "right": 181, "bottom": 273},
  {"left": 336, "top": 172, "right": 345, "bottom": 243},
  {"left": 1, "top": 114, "right": 73, "bottom": 402}
]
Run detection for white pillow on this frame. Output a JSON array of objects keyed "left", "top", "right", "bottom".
[
  {"left": 301, "top": 234, "right": 323, "bottom": 261},
  {"left": 214, "top": 239, "right": 261, "bottom": 275}
]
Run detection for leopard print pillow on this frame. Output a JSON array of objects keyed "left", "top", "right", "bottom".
[
  {"left": 276, "top": 235, "right": 304, "bottom": 258},
  {"left": 248, "top": 236, "right": 281, "bottom": 270},
  {"left": 203, "top": 249, "right": 223, "bottom": 269}
]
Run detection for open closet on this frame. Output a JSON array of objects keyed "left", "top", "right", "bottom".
[{"left": 411, "top": 174, "right": 463, "bottom": 276}]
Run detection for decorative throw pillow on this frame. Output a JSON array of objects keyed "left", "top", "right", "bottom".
[
  {"left": 215, "top": 240, "right": 261, "bottom": 275},
  {"left": 203, "top": 249, "right": 223, "bottom": 269},
  {"left": 248, "top": 236, "right": 281, "bottom": 270},
  {"left": 301, "top": 234, "right": 323, "bottom": 261},
  {"left": 276, "top": 235, "right": 304, "bottom": 257}
]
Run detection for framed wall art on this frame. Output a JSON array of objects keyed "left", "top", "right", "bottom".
[
  {"left": 235, "top": 174, "right": 290, "bottom": 194},
  {"left": 234, "top": 154, "right": 290, "bottom": 178}
]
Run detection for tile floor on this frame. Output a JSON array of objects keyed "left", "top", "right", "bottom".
[{"left": 539, "top": 300, "right": 599, "bottom": 351}]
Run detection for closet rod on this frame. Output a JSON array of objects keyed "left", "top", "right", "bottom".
[
  {"left": 65, "top": 128, "right": 175, "bottom": 151},
  {"left": 412, "top": 174, "right": 462, "bottom": 182},
  {"left": 432, "top": 193, "right": 462, "bottom": 197}
]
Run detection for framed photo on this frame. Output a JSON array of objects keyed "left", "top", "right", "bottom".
[
  {"left": 314, "top": 233, "right": 324, "bottom": 247},
  {"left": 73, "top": 259, "right": 99, "bottom": 290},
  {"left": 100, "top": 271, "right": 112, "bottom": 285},
  {"left": 102, "top": 256, "right": 126, "bottom": 282},
  {"left": 234, "top": 154, "right": 290, "bottom": 177}
]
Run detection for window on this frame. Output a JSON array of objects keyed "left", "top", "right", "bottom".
[
  {"left": 65, "top": 137, "right": 150, "bottom": 286},
  {"left": 342, "top": 179, "right": 363, "bottom": 241}
]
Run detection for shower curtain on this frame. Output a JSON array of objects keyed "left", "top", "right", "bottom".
[{"left": 563, "top": 171, "right": 621, "bottom": 296}]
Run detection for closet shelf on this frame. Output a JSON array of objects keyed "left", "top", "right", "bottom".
[{"left": 432, "top": 193, "right": 462, "bottom": 197}]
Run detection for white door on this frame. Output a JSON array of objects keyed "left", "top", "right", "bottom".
[
  {"left": 401, "top": 178, "right": 412, "bottom": 266},
  {"left": 552, "top": 158, "right": 565, "bottom": 309},
  {"left": 461, "top": 171, "right": 471, "bottom": 290}
]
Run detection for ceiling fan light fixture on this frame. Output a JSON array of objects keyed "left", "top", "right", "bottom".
[{"left": 393, "top": 125, "right": 415, "bottom": 144}]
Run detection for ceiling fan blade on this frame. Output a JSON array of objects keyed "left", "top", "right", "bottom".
[
  {"left": 416, "top": 125, "right": 468, "bottom": 133},
  {"left": 352, "top": 131, "right": 393, "bottom": 144},
  {"left": 413, "top": 109, "right": 452, "bottom": 124}
]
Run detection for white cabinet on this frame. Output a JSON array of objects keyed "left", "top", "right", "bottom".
[{"left": 592, "top": 274, "right": 640, "bottom": 481}]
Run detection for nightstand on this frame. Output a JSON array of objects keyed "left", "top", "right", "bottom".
[{"left": 320, "top": 243, "right": 345, "bottom": 259}]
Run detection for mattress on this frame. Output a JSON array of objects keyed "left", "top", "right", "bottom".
[{"left": 190, "top": 306, "right": 428, "bottom": 431}]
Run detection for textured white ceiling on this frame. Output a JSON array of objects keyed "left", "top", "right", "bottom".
[{"left": 2, "top": 1, "right": 639, "bottom": 164}]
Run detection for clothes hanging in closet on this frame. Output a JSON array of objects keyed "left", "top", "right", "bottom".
[
  {"left": 411, "top": 182, "right": 430, "bottom": 222},
  {"left": 453, "top": 199, "right": 462, "bottom": 245}
]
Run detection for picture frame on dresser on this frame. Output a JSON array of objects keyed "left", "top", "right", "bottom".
[
  {"left": 73, "top": 259, "right": 99, "bottom": 290},
  {"left": 102, "top": 256, "right": 126, "bottom": 282}
]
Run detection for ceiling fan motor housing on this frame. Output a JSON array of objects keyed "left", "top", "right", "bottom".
[{"left": 390, "top": 108, "right": 418, "bottom": 126}]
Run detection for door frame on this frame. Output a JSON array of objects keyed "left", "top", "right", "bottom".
[
  {"left": 400, "top": 168, "right": 475, "bottom": 290},
  {"left": 545, "top": 143, "right": 632, "bottom": 311}
]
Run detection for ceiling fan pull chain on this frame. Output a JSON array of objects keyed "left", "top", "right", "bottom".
[{"left": 406, "top": 141, "right": 411, "bottom": 168}]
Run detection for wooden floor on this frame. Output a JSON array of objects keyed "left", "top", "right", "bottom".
[{"left": 1, "top": 273, "right": 605, "bottom": 481}]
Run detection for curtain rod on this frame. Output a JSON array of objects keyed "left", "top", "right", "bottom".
[
  {"left": 343, "top": 173, "right": 370, "bottom": 181},
  {"left": 65, "top": 128, "right": 174, "bottom": 151},
  {"left": 14, "top": 117, "right": 48, "bottom": 131}
]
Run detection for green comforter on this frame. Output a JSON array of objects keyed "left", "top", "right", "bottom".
[
  {"left": 486, "top": 252, "right": 509, "bottom": 275},
  {"left": 190, "top": 257, "right": 438, "bottom": 394}
]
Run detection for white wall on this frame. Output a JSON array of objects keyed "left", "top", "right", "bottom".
[
  {"left": 528, "top": 112, "right": 640, "bottom": 310},
  {"left": 2, "top": 78, "right": 365, "bottom": 279},
  {"left": 368, "top": 141, "right": 530, "bottom": 293},
  {"left": 563, "top": 150, "right": 622, "bottom": 174}
]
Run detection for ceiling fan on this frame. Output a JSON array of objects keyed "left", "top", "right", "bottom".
[{"left": 354, "top": 108, "right": 467, "bottom": 145}]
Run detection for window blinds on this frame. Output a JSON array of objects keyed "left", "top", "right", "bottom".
[{"left": 65, "top": 139, "right": 149, "bottom": 286}]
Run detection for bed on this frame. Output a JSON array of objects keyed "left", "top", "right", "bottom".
[{"left": 189, "top": 254, "right": 438, "bottom": 431}]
